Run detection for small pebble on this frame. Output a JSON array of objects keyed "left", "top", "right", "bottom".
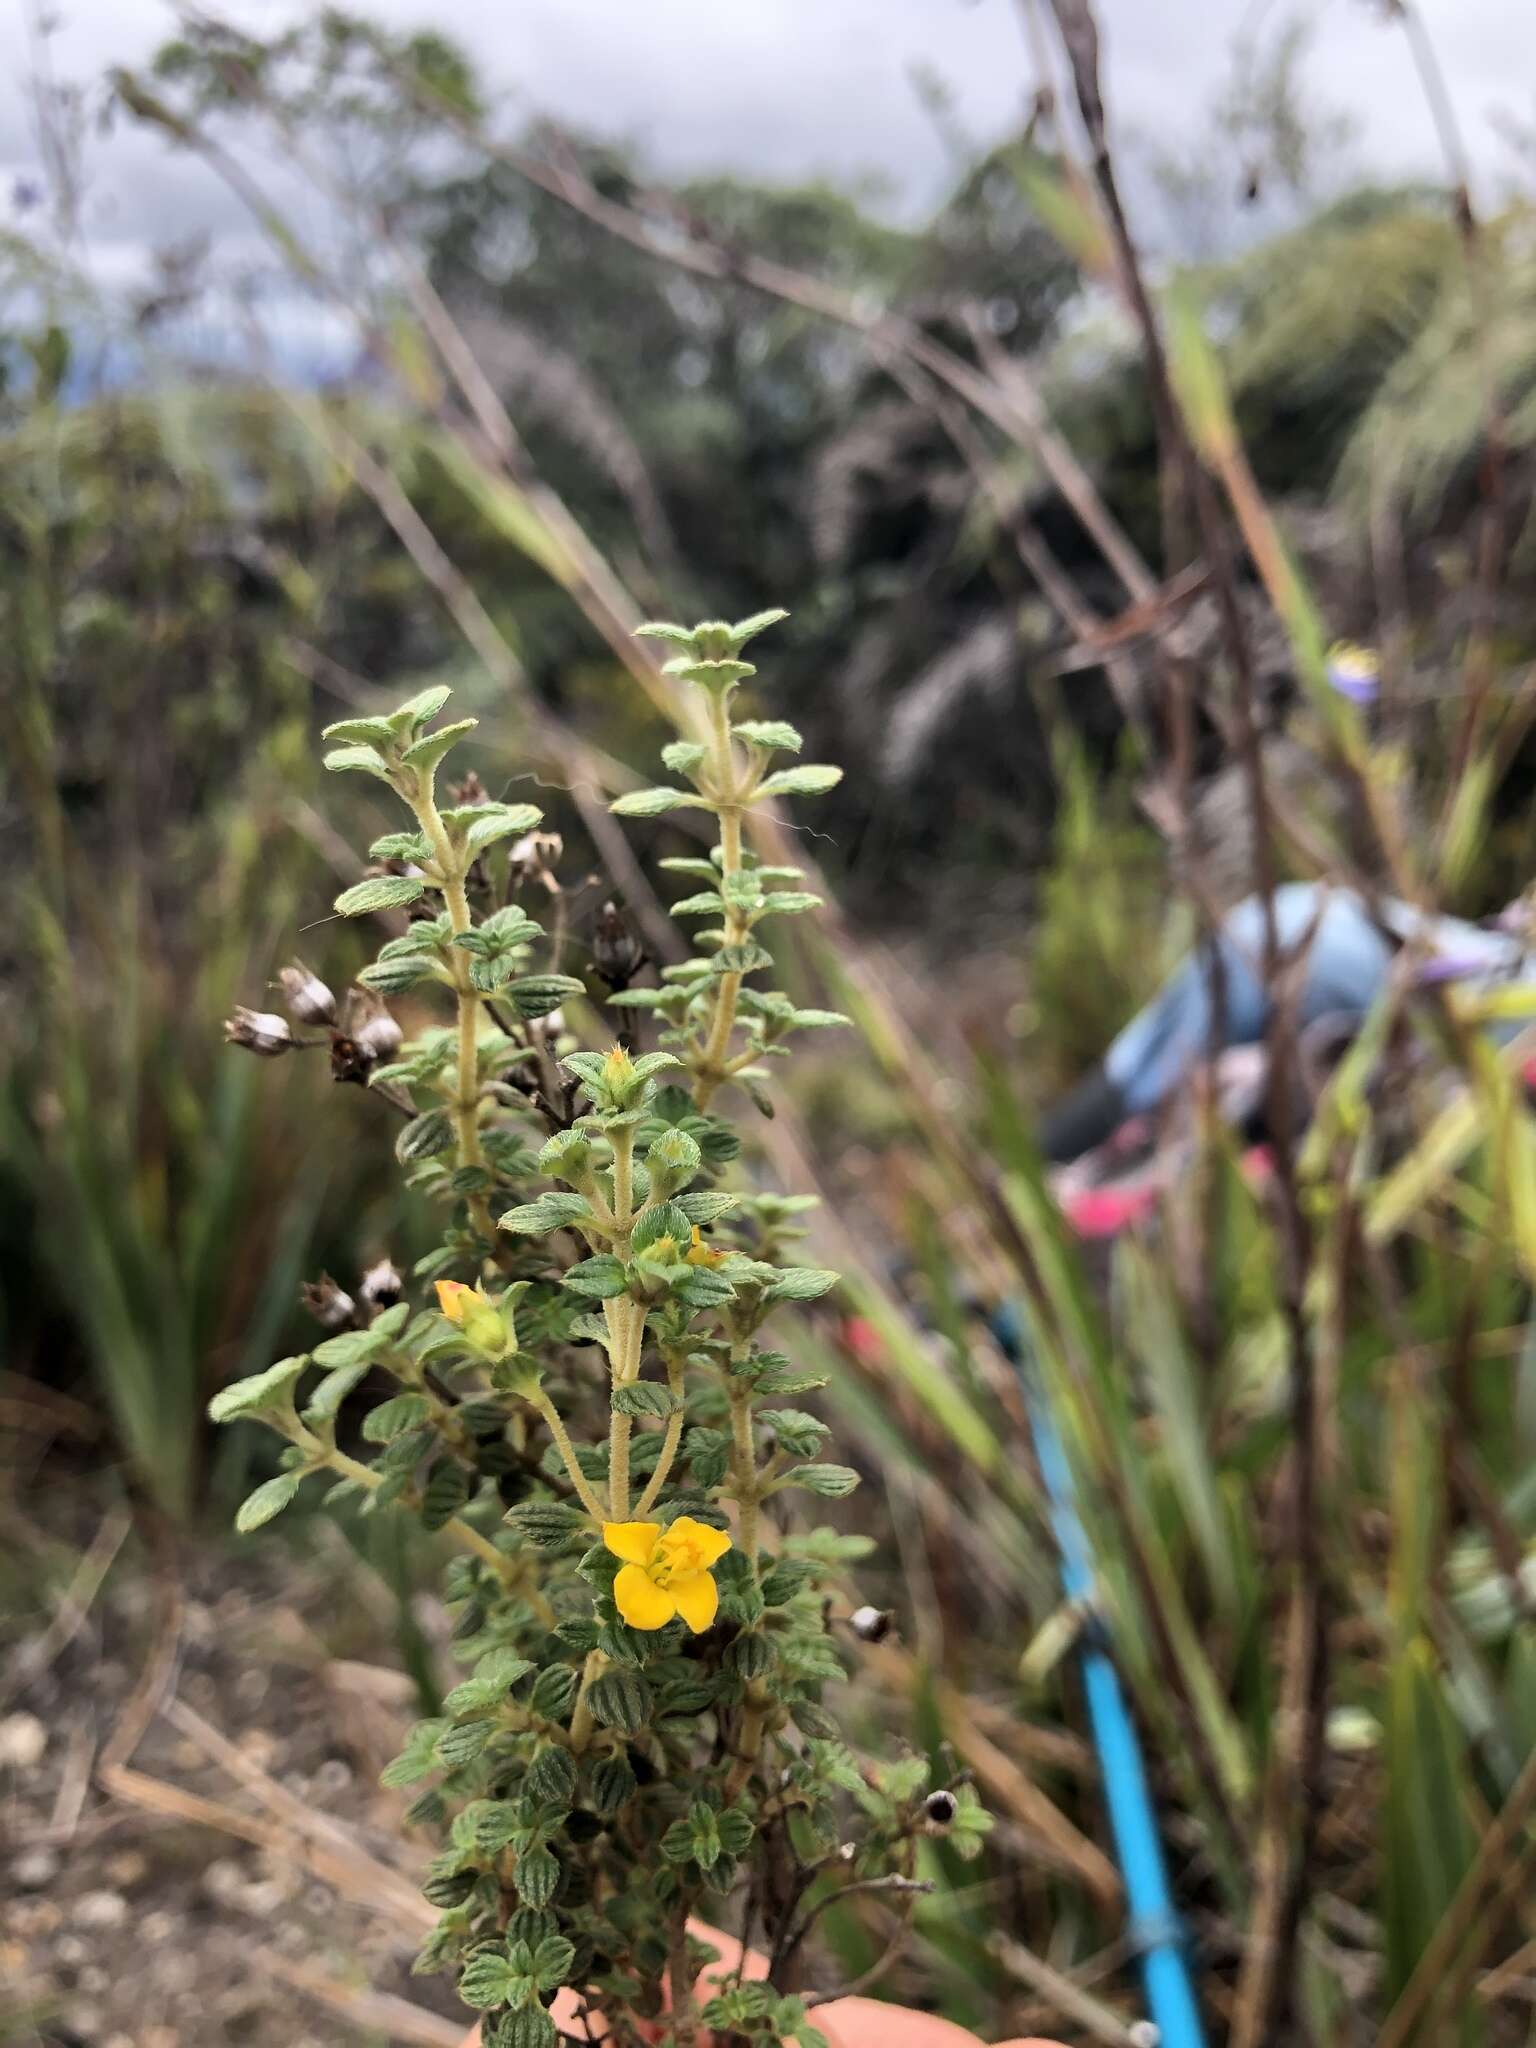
[
  {"left": 202, "top": 1857, "right": 244, "bottom": 1902},
  {"left": 8, "top": 1900, "right": 60, "bottom": 1938},
  {"left": 73, "top": 1889, "right": 128, "bottom": 1930},
  {"left": 0, "top": 1713, "right": 47, "bottom": 1770},
  {"left": 312, "top": 1757, "right": 351, "bottom": 1797},
  {"left": 182, "top": 1600, "right": 215, "bottom": 1645},
  {"left": 12, "top": 1846, "right": 60, "bottom": 1889}
]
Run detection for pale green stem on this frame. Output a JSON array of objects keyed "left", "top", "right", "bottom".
[
  {"left": 610, "top": 1124, "right": 635, "bottom": 1232},
  {"left": 604, "top": 1300, "right": 649, "bottom": 1515},
  {"left": 604, "top": 1127, "right": 643, "bottom": 1514},
  {"left": 694, "top": 697, "right": 749, "bottom": 1110},
  {"left": 727, "top": 1379, "right": 761, "bottom": 1567},
  {"left": 532, "top": 1392, "right": 607, "bottom": 1523},
  {"left": 409, "top": 781, "right": 497, "bottom": 1244},
  {"left": 609, "top": 1413, "right": 632, "bottom": 1520},
  {"left": 634, "top": 1353, "right": 687, "bottom": 1516},
  {"left": 668, "top": 1912, "right": 701, "bottom": 2048},
  {"left": 569, "top": 1647, "right": 608, "bottom": 1752},
  {"left": 323, "top": 1445, "right": 551, "bottom": 1619},
  {"left": 724, "top": 1680, "right": 773, "bottom": 1801}
]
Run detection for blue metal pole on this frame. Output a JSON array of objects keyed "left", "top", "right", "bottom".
[{"left": 991, "top": 1302, "right": 1208, "bottom": 2048}]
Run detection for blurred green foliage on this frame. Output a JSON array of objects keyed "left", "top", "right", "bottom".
[{"left": 6, "top": 14, "right": 1536, "bottom": 2030}]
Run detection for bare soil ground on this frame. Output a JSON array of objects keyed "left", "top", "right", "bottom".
[{"left": 1, "top": 1470, "right": 468, "bottom": 2048}]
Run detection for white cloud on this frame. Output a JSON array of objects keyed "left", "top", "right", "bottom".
[{"left": 2, "top": 0, "right": 1529, "bottom": 299}]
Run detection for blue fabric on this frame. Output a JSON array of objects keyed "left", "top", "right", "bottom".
[{"left": 1103, "top": 884, "right": 1530, "bottom": 1115}]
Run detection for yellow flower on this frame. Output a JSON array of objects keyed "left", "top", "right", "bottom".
[
  {"left": 434, "top": 1279, "right": 480, "bottom": 1324},
  {"left": 434, "top": 1279, "right": 513, "bottom": 1360},
  {"left": 603, "top": 1517, "right": 732, "bottom": 1632},
  {"left": 684, "top": 1226, "right": 725, "bottom": 1268}
]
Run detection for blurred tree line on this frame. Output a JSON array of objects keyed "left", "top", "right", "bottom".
[{"left": 5, "top": 8, "right": 1536, "bottom": 1501}]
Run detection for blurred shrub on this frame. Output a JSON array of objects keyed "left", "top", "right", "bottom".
[
  {"left": 1023, "top": 736, "right": 1180, "bottom": 1091},
  {"left": 0, "top": 386, "right": 422, "bottom": 1514}
]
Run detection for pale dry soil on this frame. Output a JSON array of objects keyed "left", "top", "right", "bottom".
[{"left": 1, "top": 1480, "right": 464, "bottom": 2048}]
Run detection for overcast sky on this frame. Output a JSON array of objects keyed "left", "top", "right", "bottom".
[{"left": 3, "top": 0, "right": 1532, "bottom": 298}]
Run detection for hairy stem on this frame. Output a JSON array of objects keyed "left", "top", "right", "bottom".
[
  {"left": 323, "top": 1447, "right": 551, "bottom": 1618},
  {"left": 569, "top": 1648, "right": 607, "bottom": 1752},
  {"left": 694, "top": 698, "right": 749, "bottom": 1110},
  {"left": 532, "top": 1393, "right": 608, "bottom": 1522},
  {"left": 609, "top": 1412, "right": 632, "bottom": 1520},
  {"left": 724, "top": 1680, "right": 773, "bottom": 1802},
  {"left": 610, "top": 1124, "right": 635, "bottom": 1232},
  {"left": 727, "top": 1380, "right": 761, "bottom": 1567},
  {"left": 604, "top": 1126, "right": 642, "bottom": 1514},
  {"left": 668, "top": 1910, "right": 702, "bottom": 2048},
  {"left": 635, "top": 1352, "right": 687, "bottom": 1516},
  {"left": 410, "top": 782, "right": 497, "bottom": 1244}
]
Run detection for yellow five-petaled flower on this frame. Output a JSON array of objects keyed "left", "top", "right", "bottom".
[{"left": 603, "top": 1517, "right": 732, "bottom": 1632}]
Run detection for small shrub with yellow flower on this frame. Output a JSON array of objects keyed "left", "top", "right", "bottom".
[{"left": 213, "top": 610, "right": 990, "bottom": 2048}]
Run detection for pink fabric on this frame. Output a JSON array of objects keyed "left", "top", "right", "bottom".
[
  {"left": 1240, "top": 1144, "right": 1274, "bottom": 1185},
  {"left": 840, "top": 1314, "right": 884, "bottom": 1365},
  {"left": 1062, "top": 1182, "right": 1161, "bottom": 1237}
]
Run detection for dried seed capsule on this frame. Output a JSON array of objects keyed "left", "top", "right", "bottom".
[
  {"left": 224, "top": 1007, "right": 293, "bottom": 1056},
  {"left": 300, "top": 1273, "right": 356, "bottom": 1329},
  {"left": 590, "top": 898, "right": 645, "bottom": 990},
  {"left": 278, "top": 959, "right": 336, "bottom": 1026}
]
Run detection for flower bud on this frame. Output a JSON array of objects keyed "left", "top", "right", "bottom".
[
  {"left": 435, "top": 1279, "right": 514, "bottom": 1360},
  {"left": 225, "top": 1007, "right": 294, "bottom": 1056},
  {"left": 645, "top": 1127, "right": 701, "bottom": 1197},
  {"left": 539, "top": 1128, "right": 594, "bottom": 1186},
  {"left": 278, "top": 959, "right": 336, "bottom": 1026},
  {"left": 683, "top": 1225, "right": 725, "bottom": 1269},
  {"left": 849, "top": 1604, "right": 894, "bottom": 1643},
  {"left": 301, "top": 1272, "right": 356, "bottom": 1329},
  {"left": 359, "top": 1258, "right": 403, "bottom": 1312},
  {"left": 601, "top": 1043, "right": 636, "bottom": 1095}
]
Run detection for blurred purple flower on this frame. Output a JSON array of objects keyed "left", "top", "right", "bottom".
[{"left": 1326, "top": 642, "right": 1380, "bottom": 703}]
